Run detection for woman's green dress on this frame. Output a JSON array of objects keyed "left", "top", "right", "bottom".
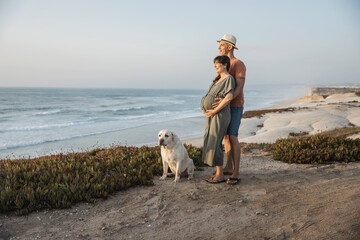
[{"left": 201, "top": 75, "right": 235, "bottom": 167}]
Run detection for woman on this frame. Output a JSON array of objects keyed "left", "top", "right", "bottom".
[{"left": 201, "top": 55, "right": 235, "bottom": 183}]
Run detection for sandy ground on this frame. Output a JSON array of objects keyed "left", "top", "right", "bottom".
[
  {"left": 1, "top": 91, "right": 360, "bottom": 240},
  {"left": 1, "top": 148, "right": 360, "bottom": 240}
]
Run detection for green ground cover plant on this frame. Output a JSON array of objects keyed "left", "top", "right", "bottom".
[
  {"left": 0, "top": 144, "right": 202, "bottom": 215},
  {"left": 273, "top": 135, "right": 360, "bottom": 164}
]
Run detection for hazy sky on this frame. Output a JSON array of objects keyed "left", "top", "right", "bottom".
[{"left": 0, "top": 0, "right": 359, "bottom": 89}]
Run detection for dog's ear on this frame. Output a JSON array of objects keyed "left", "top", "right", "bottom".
[{"left": 171, "top": 132, "right": 174, "bottom": 142}]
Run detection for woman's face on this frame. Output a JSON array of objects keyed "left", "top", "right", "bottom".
[{"left": 214, "top": 61, "right": 227, "bottom": 75}]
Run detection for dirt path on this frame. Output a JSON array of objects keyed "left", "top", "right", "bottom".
[{"left": 1, "top": 151, "right": 360, "bottom": 240}]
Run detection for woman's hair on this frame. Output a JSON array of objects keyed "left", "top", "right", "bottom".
[{"left": 213, "top": 55, "right": 230, "bottom": 82}]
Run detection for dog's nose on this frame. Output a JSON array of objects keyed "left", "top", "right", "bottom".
[{"left": 159, "top": 138, "right": 164, "bottom": 145}]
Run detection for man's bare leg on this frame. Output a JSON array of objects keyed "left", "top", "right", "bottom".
[
  {"left": 223, "top": 135, "right": 233, "bottom": 174},
  {"left": 229, "top": 135, "right": 240, "bottom": 181}
]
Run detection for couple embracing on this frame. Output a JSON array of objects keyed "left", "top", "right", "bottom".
[{"left": 201, "top": 34, "right": 246, "bottom": 185}]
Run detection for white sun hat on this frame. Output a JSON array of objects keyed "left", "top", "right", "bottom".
[{"left": 217, "top": 34, "right": 238, "bottom": 50}]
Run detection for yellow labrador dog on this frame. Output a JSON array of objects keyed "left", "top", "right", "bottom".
[{"left": 158, "top": 130, "right": 195, "bottom": 182}]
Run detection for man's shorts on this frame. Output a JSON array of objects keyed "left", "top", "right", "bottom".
[{"left": 226, "top": 107, "right": 244, "bottom": 137}]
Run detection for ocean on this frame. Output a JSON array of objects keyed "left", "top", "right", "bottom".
[{"left": 0, "top": 85, "right": 307, "bottom": 159}]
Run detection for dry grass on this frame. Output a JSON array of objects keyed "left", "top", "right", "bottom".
[
  {"left": 243, "top": 107, "right": 296, "bottom": 118},
  {"left": 318, "top": 126, "right": 360, "bottom": 138}
]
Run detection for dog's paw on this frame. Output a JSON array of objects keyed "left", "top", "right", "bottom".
[
  {"left": 173, "top": 177, "right": 180, "bottom": 183},
  {"left": 159, "top": 175, "right": 167, "bottom": 180},
  {"left": 187, "top": 176, "right": 193, "bottom": 180}
]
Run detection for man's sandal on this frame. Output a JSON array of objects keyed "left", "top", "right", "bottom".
[{"left": 226, "top": 178, "right": 241, "bottom": 185}]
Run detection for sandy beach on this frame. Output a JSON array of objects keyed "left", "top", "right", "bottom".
[{"left": 1, "top": 88, "right": 360, "bottom": 240}]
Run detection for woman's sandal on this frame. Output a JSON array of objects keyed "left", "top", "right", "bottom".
[
  {"left": 226, "top": 177, "right": 241, "bottom": 185},
  {"left": 205, "top": 176, "right": 226, "bottom": 184},
  {"left": 205, "top": 176, "right": 216, "bottom": 182}
]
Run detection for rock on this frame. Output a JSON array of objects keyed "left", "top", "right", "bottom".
[
  {"left": 298, "top": 95, "right": 324, "bottom": 103},
  {"left": 139, "top": 212, "right": 147, "bottom": 218},
  {"left": 188, "top": 191, "right": 199, "bottom": 200}
]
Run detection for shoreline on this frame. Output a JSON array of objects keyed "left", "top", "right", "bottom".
[
  {"left": 1, "top": 87, "right": 359, "bottom": 160},
  {"left": 0, "top": 116, "right": 205, "bottom": 160}
]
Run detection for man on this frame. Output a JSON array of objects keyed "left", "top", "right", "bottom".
[{"left": 213, "top": 34, "right": 246, "bottom": 185}]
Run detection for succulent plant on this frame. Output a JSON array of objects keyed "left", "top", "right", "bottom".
[
  {"left": 273, "top": 135, "right": 360, "bottom": 164},
  {"left": 0, "top": 144, "right": 202, "bottom": 215}
]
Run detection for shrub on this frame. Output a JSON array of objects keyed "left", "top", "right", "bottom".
[
  {"left": 289, "top": 131, "right": 308, "bottom": 137},
  {"left": 185, "top": 145, "right": 204, "bottom": 169},
  {"left": 0, "top": 144, "right": 202, "bottom": 215},
  {"left": 273, "top": 135, "right": 360, "bottom": 164}
]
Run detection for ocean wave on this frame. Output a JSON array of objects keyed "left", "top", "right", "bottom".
[
  {"left": 2, "top": 106, "right": 55, "bottom": 112},
  {"left": 110, "top": 106, "right": 147, "bottom": 112},
  {"left": 31, "top": 110, "right": 62, "bottom": 116},
  {"left": 1, "top": 108, "right": 201, "bottom": 134},
  {"left": 117, "top": 112, "right": 164, "bottom": 121},
  {"left": 100, "top": 106, "right": 170, "bottom": 115},
  {"left": 0, "top": 136, "right": 79, "bottom": 151},
  {"left": 160, "top": 100, "right": 186, "bottom": 105},
  {"left": 2, "top": 120, "right": 94, "bottom": 133},
  {"left": 153, "top": 98, "right": 186, "bottom": 105}
]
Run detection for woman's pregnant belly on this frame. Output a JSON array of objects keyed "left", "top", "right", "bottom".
[{"left": 201, "top": 94, "right": 216, "bottom": 111}]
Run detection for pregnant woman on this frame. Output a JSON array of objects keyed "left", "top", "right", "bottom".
[{"left": 201, "top": 55, "right": 235, "bottom": 184}]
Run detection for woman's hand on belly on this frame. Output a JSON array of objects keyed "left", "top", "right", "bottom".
[{"left": 203, "top": 109, "right": 216, "bottom": 118}]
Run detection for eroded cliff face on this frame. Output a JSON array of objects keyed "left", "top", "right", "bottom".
[{"left": 308, "top": 87, "right": 360, "bottom": 97}]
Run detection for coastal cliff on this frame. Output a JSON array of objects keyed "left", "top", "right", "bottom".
[{"left": 307, "top": 87, "right": 360, "bottom": 96}]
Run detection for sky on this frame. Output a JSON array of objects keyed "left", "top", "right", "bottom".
[{"left": 0, "top": 0, "right": 359, "bottom": 89}]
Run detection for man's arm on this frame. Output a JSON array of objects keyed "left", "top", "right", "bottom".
[
  {"left": 212, "top": 76, "right": 245, "bottom": 108},
  {"left": 232, "top": 77, "right": 245, "bottom": 99}
]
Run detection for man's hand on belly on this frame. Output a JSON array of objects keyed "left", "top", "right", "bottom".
[{"left": 212, "top": 98, "right": 223, "bottom": 109}]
